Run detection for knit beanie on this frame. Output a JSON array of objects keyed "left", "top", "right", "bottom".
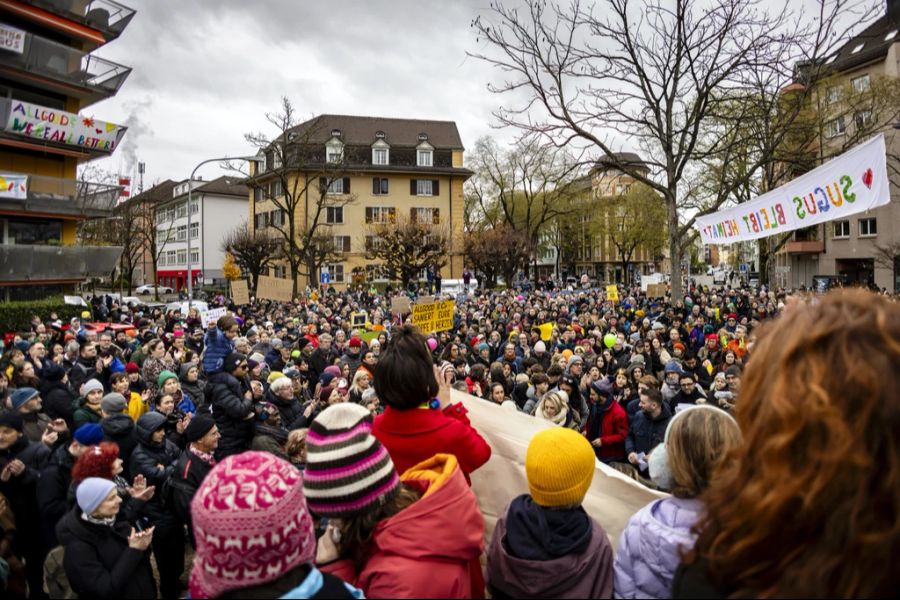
[
  {"left": 324, "top": 364, "right": 342, "bottom": 379},
  {"left": 74, "top": 423, "right": 104, "bottom": 446},
  {"left": 184, "top": 414, "right": 216, "bottom": 443},
  {"left": 267, "top": 371, "right": 284, "bottom": 384},
  {"left": 319, "top": 372, "right": 336, "bottom": 387},
  {"left": 567, "top": 355, "right": 583, "bottom": 369},
  {"left": 0, "top": 412, "right": 24, "bottom": 433},
  {"left": 223, "top": 352, "right": 246, "bottom": 373},
  {"left": 81, "top": 379, "right": 104, "bottom": 396},
  {"left": 75, "top": 477, "right": 116, "bottom": 515},
  {"left": 303, "top": 403, "right": 400, "bottom": 518},
  {"left": 156, "top": 370, "right": 178, "bottom": 389},
  {"left": 45, "top": 363, "right": 65, "bottom": 382},
  {"left": 526, "top": 427, "right": 596, "bottom": 508},
  {"left": 125, "top": 362, "right": 140, "bottom": 374},
  {"left": 534, "top": 340, "right": 546, "bottom": 353},
  {"left": 189, "top": 452, "right": 315, "bottom": 599},
  {"left": 100, "top": 392, "right": 127, "bottom": 414},
  {"left": 10, "top": 387, "right": 39, "bottom": 410}
]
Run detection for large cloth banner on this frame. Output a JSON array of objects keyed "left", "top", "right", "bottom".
[
  {"left": 696, "top": 134, "right": 890, "bottom": 245},
  {"left": 457, "top": 391, "right": 666, "bottom": 551}
]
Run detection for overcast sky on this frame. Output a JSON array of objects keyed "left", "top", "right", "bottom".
[{"left": 87, "top": 0, "right": 514, "bottom": 188}]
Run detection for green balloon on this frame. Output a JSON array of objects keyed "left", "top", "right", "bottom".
[{"left": 603, "top": 333, "right": 617, "bottom": 349}]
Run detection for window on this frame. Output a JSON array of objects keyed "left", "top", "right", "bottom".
[
  {"left": 851, "top": 43, "right": 865, "bottom": 54},
  {"left": 190, "top": 249, "right": 199, "bottom": 263},
  {"left": 158, "top": 254, "right": 166, "bottom": 267},
  {"left": 268, "top": 180, "right": 283, "bottom": 198},
  {"left": 176, "top": 203, "right": 187, "bottom": 219},
  {"left": 365, "top": 235, "right": 385, "bottom": 251},
  {"left": 373, "top": 147, "right": 389, "bottom": 165},
  {"left": 270, "top": 209, "right": 285, "bottom": 226},
  {"left": 253, "top": 187, "right": 264, "bottom": 203},
  {"left": 825, "top": 116, "right": 846, "bottom": 138},
  {"left": 326, "top": 207, "right": 344, "bottom": 224},
  {"left": 859, "top": 217, "right": 877, "bottom": 237},
  {"left": 327, "top": 178, "right": 344, "bottom": 194},
  {"left": 166, "top": 228, "right": 176, "bottom": 242},
  {"left": 190, "top": 222, "right": 199, "bottom": 239},
  {"left": 327, "top": 263, "right": 345, "bottom": 283},
  {"left": 326, "top": 141, "right": 343, "bottom": 164},
  {"left": 372, "top": 177, "right": 389, "bottom": 195},
  {"left": 273, "top": 265, "right": 286, "bottom": 278},
  {"left": 410, "top": 207, "right": 440, "bottom": 224},
  {"left": 254, "top": 212, "right": 270, "bottom": 229},
  {"left": 321, "top": 176, "right": 350, "bottom": 195},
  {"left": 176, "top": 225, "right": 187, "bottom": 241},
  {"left": 851, "top": 74, "right": 870, "bottom": 93},
  {"left": 833, "top": 220, "right": 850, "bottom": 238},
  {"left": 417, "top": 149, "right": 433, "bottom": 167},
  {"left": 826, "top": 86, "right": 841, "bottom": 104},
  {"left": 365, "top": 206, "right": 396, "bottom": 224},
  {"left": 332, "top": 236, "right": 351, "bottom": 253},
  {"left": 855, "top": 110, "right": 873, "bottom": 130},
  {"left": 416, "top": 179, "right": 433, "bottom": 196},
  {"left": 166, "top": 250, "right": 177, "bottom": 264},
  {"left": 176, "top": 250, "right": 187, "bottom": 264},
  {"left": 190, "top": 200, "right": 199, "bottom": 215},
  {"left": 614, "top": 183, "right": 631, "bottom": 195}
]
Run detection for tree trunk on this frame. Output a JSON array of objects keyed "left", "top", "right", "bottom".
[
  {"left": 666, "top": 192, "right": 683, "bottom": 301},
  {"left": 758, "top": 238, "right": 770, "bottom": 286}
]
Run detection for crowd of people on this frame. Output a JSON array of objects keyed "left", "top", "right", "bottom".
[{"left": 0, "top": 280, "right": 896, "bottom": 599}]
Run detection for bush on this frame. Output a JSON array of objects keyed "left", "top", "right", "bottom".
[{"left": 0, "top": 298, "right": 90, "bottom": 334}]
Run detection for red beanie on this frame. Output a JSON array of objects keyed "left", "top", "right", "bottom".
[
  {"left": 348, "top": 336, "right": 362, "bottom": 348},
  {"left": 125, "top": 362, "right": 140, "bottom": 374}
]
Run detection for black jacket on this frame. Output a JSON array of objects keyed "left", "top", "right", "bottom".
[
  {"left": 669, "top": 387, "right": 707, "bottom": 412},
  {"left": 129, "top": 415, "right": 180, "bottom": 522},
  {"left": 625, "top": 403, "right": 673, "bottom": 459},
  {"left": 56, "top": 507, "right": 156, "bottom": 599},
  {"left": 168, "top": 448, "right": 214, "bottom": 527},
  {"left": 40, "top": 379, "right": 77, "bottom": 428},
  {"left": 0, "top": 434, "right": 50, "bottom": 555},
  {"left": 101, "top": 413, "right": 139, "bottom": 465},
  {"left": 266, "top": 388, "right": 304, "bottom": 430},
  {"left": 67, "top": 355, "right": 100, "bottom": 393},
  {"left": 37, "top": 443, "right": 77, "bottom": 547},
  {"left": 205, "top": 371, "right": 254, "bottom": 458},
  {"left": 308, "top": 347, "right": 336, "bottom": 382}
]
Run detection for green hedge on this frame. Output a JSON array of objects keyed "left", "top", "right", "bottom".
[{"left": 0, "top": 297, "right": 91, "bottom": 334}]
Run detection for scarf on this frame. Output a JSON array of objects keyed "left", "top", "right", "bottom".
[
  {"left": 504, "top": 494, "right": 593, "bottom": 561},
  {"left": 189, "top": 444, "right": 216, "bottom": 466},
  {"left": 81, "top": 512, "right": 116, "bottom": 527}
]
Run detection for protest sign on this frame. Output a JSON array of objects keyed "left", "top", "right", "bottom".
[
  {"left": 606, "top": 285, "right": 620, "bottom": 302},
  {"left": 257, "top": 275, "right": 293, "bottom": 302},
  {"left": 411, "top": 299, "right": 455, "bottom": 333},
  {"left": 200, "top": 307, "right": 226, "bottom": 328},
  {"left": 647, "top": 283, "right": 667, "bottom": 298},
  {"left": 351, "top": 312, "right": 368, "bottom": 328},
  {"left": 231, "top": 279, "right": 250, "bottom": 305},
  {"left": 390, "top": 295, "right": 411, "bottom": 315}
]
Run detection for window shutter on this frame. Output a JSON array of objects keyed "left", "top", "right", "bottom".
[
  {"left": 365, "top": 207, "right": 373, "bottom": 224},
  {"left": 432, "top": 180, "right": 439, "bottom": 195},
  {"left": 410, "top": 179, "right": 417, "bottom": 195},
  {"left": 344, "top": 237, "right": 350, "bottom": 252},
  {"left": 319, "top": 177, "right": 327, "bottom": 193},
  {"left": 372, "top": 178, "right": 379, "bottom": 195},
  {"left": 410, "top": 207, "right": 417, "bottom": 223},
  {"left": 343, "top": 177, "right": 351, "bottom": 193},
  {"left": 433, "top": 208, "right": 440, "bottom": 224}
]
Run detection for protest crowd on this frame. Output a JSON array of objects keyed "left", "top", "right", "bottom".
[{"left": 0, "top": 278, "right": 896, "bottom": 599}]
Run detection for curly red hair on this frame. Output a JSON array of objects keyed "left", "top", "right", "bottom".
[
  {"left": 687, "top": 290, "right": 900, "bottom": 597},
  {"left": 71, "top": 441, "right": 120, "bottom": 483}
]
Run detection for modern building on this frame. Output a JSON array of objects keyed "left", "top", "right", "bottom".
[
  {"left": 773, "top": 1, "right": 900, "bottom": 291},
  {"left": 248, "top": 114, "right": 472, "bottom": 290},
  {"left": 154, "top": 175, "right": 248, "bottom": 291},
  {"left": 0, "top": 0, "right": 134, "bottom": 300}
]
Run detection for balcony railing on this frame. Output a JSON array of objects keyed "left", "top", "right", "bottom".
[
  {"left": 2, "top": 29, "right": 131, "bottom": 98},
  {"left": 0, "top": 171, "right": 121, "bottom": 217},
  {"left": 0, "top": 244, "right": 123, "bottom": 281},
  {"left": 28, "top": 0, "right": 136, "bottom": 36}
]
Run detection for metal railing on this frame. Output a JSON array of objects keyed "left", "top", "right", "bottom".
[
  {"left": 0, "top": 244, "right": 123, "bottom": 280},
  {"left": 0, "top": 171, "right": 121, "bottom": 216},
  {"left": 29, "top": 0, "right": 136, "bottom": 35}
]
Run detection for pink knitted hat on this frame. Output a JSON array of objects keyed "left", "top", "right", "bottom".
[{"left": 188, "top": 451, "right": 315, "bottom": 598}]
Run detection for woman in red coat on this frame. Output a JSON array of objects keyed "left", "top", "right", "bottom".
[
  {"left": 372, "top": 325, "right": 491, "bottom": 483},
  {"left": 582, "top": 379, "right": 628, "bottom": 463}
]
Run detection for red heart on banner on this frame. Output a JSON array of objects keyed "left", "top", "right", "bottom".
[
  {"left": 95, "top": 128, "right": 103, "bottom": 135},
  {"left": 862, "top": 168, "right": 873, "bottom": 189}
]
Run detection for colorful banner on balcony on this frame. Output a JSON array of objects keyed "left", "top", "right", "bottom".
[
  {"left": 696, "top": 134, "right": 890, "bottom": 245},
  {"left": 0, "top": 173, "right": 27, "bottom": 199},
  {"left": 5, "top": 99, "right": 127, "bottom": 152},
  {"left": 0, "top": 23, "right": 25, "bottom": 54}
]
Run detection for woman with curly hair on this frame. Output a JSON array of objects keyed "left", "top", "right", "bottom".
[
  {"left": 675, "top": 290, "right": 900, "bottom": 598},
  {"left": 71, "top": 442, "right": 155, "bottom": 526}
]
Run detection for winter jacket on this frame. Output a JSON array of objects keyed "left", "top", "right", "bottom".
[
  {"left": 669, "top": 387, "right": 707, "bottom": 413},
  {"left": 266, "top": 388, "right": 304, "bottom": 431},
  {"left": 374, "top": 403, "right": 491, "bottom": 483},
  {"left": 101, "top": 413, "right": 139, "bottom": 464},
  {"left": 73, "top": 397, "right": 103, "bottom": 429},
  {"left": 0, "top": 434, "right": 50, "bottom": 561},
  {"left": 129, "top": 414, "right": 181, "bottom": 522},
  {"left": 583, "top": 396, "right": 628, "bottom": 463},
  {"left": 141, "top": 355, "right": 174, "bottom": 400},
  {"left": 614, "top": 497, "right": 703, "bottom": 599},
  {"left": 322, "top": 454, "right": 484, "bottom": 598},
  {"left": 41, "top": 379, "right": 77, "bottom": 428},
  {"left": 626, "top": 405, "right": 673, "bottom": 460},
  {"left": 251, "top": 423, "right": 289, "bottom": 460},
  {"left": 55, "top": 507, "right": 156, "bottom": 599},
  {"left": 20, "top": 409, "right": 51, "bottom": 443},
  {"left": 37, "top": 443, "right": 77, "bottom": 547},
  {"left": 67, "top": 356, "right": 99, "bottom": 393},
  {"left": 487, "top": 495, "right": 615, "bottom": 599},
  {"left": 201, "top": 327, "right": 234, "bottom": 375},
  {"left": 179, "top": 364, "right": 205, "bottom": 408},
  {"left": 168, "top": 447, "right": 215, "bottom": 528},
  {"left": 340, "top": 351, "right": 362, "bottom": 377},
  {"left": 205, "top": 371, "right": 254, "bottom": 458}
]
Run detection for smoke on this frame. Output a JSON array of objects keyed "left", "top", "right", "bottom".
[{"left": 118, "top": 96, "right": 154, "bottom": 177}]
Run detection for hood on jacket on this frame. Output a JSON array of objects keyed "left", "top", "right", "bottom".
[
  {"left": 179, "top": 363, "right": 195, "bottom": 380},
  {"left": 375, "top": 454, "right": 483, "bottom": 562},
  {"left": 135, "top": 412, "right": 167, "bottom": 446},
  {"left": 101, "top": 413, "right": 135, "bottom": 438}
]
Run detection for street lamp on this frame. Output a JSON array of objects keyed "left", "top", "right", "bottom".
[{"left": 186, "top": 154, "right": 263, "bottom": 309}]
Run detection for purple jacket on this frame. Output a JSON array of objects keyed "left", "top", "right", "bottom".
[{"left": 613, "top": 497, "right": 703, "bottom": 599}]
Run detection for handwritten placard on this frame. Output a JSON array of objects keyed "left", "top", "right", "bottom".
[
  {"left": 257, "top": 275, "right": 293, "bottom": 302},
  {"left": 5, "top": 99, "right": 127, "bottom": 152},
  {"left": 231, "top": 279, "right": 250, "bottom": 305}
]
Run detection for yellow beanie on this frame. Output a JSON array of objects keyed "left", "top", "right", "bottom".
[
  {"left": 561, "top": 349, "right": 573, "bottom": 360},
  {"left": 267, "top": 371, "right": 284, "bottom": 384},
  {"left": 526, "top": 427, "right": 595, "bottom": 507}
]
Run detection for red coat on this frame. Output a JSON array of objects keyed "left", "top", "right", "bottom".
[
  {"left": 373, "top": 403, "right": 492, "bottom": 483},
  {"left": 583, "top": 399, "right": 628, "bottom": 462},
  {"left": 322, "top": 454, "right": 485, "bottom": 598}
]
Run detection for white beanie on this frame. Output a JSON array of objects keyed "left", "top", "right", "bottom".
[
  {"left": 76, "top": 477, "right": 117, "bottom": 515},
  {"left": 534, "top": 340, "right": 546, "bottom": 353},
  {"left": 81, "top": 379, "right": 104, "bottom": 396}
]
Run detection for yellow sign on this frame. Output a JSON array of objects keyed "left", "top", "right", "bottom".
[
  {"left": 257, "top": 275, "right": 293, "bottom": 302},
  {"left": 351, "top": 312, "right": 368, "bottom": 328},
  {"left": 411, "top": 299, "right": 455, "bottom": 333},
  {"left": 606, "top": 285, "right": 620, "bottom": 302},
  {"left": 231, "top": 279, "right": 250, "bottom": 305}
]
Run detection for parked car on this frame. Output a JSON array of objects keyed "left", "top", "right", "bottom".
[
  {"left": 166, "top": 301, "right": 208, "bottom": 314},
  {"left": 135, "top": 284, "right": 173, "bottom": 295}
]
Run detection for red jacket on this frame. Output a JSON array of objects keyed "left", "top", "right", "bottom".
[
  {"left": 373, "top": 403, "right": 492, "bottom": 483},
  {"left": 322, "top": 454, "right": 485, "bottom": 598},
  {"left": 583, "top": 399, "right": 628, "bottom": 462}
]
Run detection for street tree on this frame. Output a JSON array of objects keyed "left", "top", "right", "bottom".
[
  {"left": 464, "top": 224, "right": 533, "bottom": 288},
  {"left": 593, "top": 183, "right": 667, "bottom": 281},
  {"left": 363, "top": 214, "right": 449, "bottom": 290},
  {"left": 471, "top": 0, "right": 873, "bottom": 299},
  {"left": 220, "top": 222, "right": 280, "bottom": 294}
]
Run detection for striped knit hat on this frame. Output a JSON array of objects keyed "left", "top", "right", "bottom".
[{"left": 303, "top": 403, "right": 400, "bottom": 518}]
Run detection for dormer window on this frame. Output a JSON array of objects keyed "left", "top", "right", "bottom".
[
  {"left": 372, "top": 139, "right": 390, "bottom": 166},
  {"left": 417, "top": 141, "right": 434, "bottom": 167},
  {"left": 326, "top": 137, "right": 343, "bottom": 164}
]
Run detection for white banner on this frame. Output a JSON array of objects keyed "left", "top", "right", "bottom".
[
  {"left": 200, "top": 307, "right": 227, "bottom": 328},
  {"left": 0, "top": 173, "right": 27, "bottom": 199},
  {"left": 0, "top": 23, "right": 25, "bottom": 54},
  {"left": 696, "top": 134, "right": 891, "bottom": 245},
  {"left": 5, "top": 99, "right": 127, "bottom": 153}
]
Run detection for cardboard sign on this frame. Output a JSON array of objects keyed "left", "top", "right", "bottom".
[
  {"left": 391, "top": 296, "right": 411, "bottom": 315},
  {"left": 257, "top": 275, "right": 293, "bottom": 302},
  {"left": 606, "top": 285, "right": 620, "bottom": 302},
  {"left": 647, "top": 283, "right": 667, "bottom": 298},
  {"left": 231, "top": 279, "right": 250, "bottom": 305},
  {"left": 351, "top": 312, "right": 368, "bottom": 327},
  {"left": 200, "top": 307, "right": 227, "bottom": 328},
  {"left": 411, "top": 299, "right": 455, "bottom": 333}
]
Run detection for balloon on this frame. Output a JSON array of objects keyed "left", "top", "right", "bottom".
[
  {"left": 603, "top": 333, "right": 617, "bottom": 349},
  {"left": 427, "top": 338, "right": 438, "bottom": 351}
]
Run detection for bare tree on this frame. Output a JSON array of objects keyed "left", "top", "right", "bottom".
[
  {"left": 239, "top": 97, "right": 355, "bottom": 295},
  {"left": 220, "top": 222, "right": 280, "bottom": 294},
  {"left": 470, "top": 0, "right": 873, "bottom": 299},
  {"left": 363, "top": 214, "right": 449, "bottom": 289},
  {"left": 464, "top": 224, "right": 533, "bottom": 288},
  {"left": 593, "top": 183, "right": 668, "bottom": 281}
]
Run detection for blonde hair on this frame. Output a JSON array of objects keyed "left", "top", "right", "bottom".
[{"left": 667, "top": 407, "right": 742, "bottom": 499}]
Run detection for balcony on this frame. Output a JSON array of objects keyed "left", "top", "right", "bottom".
[
  {"left": 0, "top": 171, "right": 121, "bottom": 217},
  {"left": 0, "top": 29, "right": 131, "bottom": 106},
  {"left": 0, "top": 244, "right": 123, "bottom": 282},
  {"left": 784, "top": 240, "right": 825, "bottom": 254},
  {"left": 7, "top": 0, "right": 136, "bottom": 42}
]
